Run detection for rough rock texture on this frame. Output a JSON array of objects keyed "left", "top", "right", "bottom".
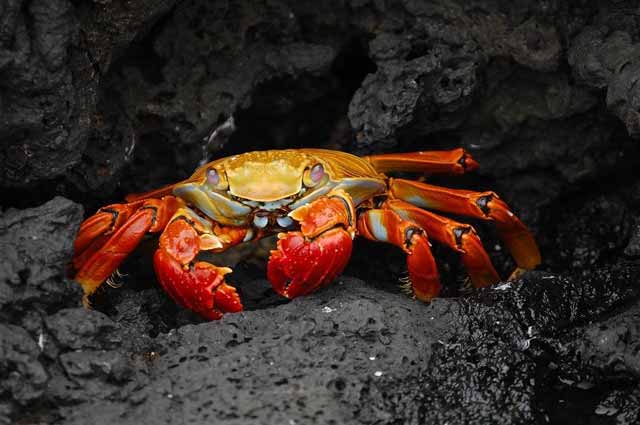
[
  {"left": 0, "top": 0, "right": 177, "bottom": 197},
  {"left": 1, "top": 192, "right": 640, "bottom": 424},
  {"left": 1, "top": 195, "right": 639, "bottom": 425},
  {"left": 55, "top": 269, "right": 640, "bottom": 425},
  {"left": 0, "top": 197, "right": 83, "bottom": 313},
  {"left": 2, "top": 0, "right": 640, "bottom": 424},
  {"left": 2, "top": 0, "right": 639, "bottom": 213},
  {"left": 0, "top": 0, "right": 83, "bottom": 188}
]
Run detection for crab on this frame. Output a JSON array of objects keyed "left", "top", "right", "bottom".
[{"left": 72, "top": 148, "right": 541, "bottom": 320}]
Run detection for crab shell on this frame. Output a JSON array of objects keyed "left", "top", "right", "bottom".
[{"left": 170, "top": 149, "right": 388, "bottom": 227}]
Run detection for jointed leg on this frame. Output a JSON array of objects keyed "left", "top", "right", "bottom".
[
  {"left": 384, "top": 199, "right": 500, "bottom": 288},
  {"left": 73, "top": 196, "right": 183, "bottom": 305},
  {"left": 389, "top": 178, "right": 541, "bottom": 270},
  {"left": 73, "top": 200, "right": 146, "bottom": 270},
  {"left": 357, "top": 207, "right": 440, "bottom": 301},
  {"left": 364, "top": 148, "right": 479, "bottom": 175}
]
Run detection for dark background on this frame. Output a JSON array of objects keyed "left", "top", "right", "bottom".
[{"left": 1, "top": 1, "right": 640, "bottom": 424}]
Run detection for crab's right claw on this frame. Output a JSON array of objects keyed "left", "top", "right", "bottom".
[{"left": 153, "top": 218, "right": 242, "bottom": 320}]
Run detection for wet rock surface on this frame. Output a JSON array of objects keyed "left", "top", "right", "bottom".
[
  {"left": 2, "top": 197, "right": 640, "bottom": 425},
  {"left": 3, "top": 0, "right": 640, "bottom": 424},
  {"left": 1, "top": 196, "right": 639, "bottom": 425}
]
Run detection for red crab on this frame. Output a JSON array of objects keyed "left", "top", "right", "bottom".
[{"left": 72, "top": 148, "right": 541, "bottom": 320}]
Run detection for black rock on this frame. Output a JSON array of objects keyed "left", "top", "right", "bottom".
[
  {"left": 624, "top": 221, "right": 640, "bottom": 258},
  {"left": 0, "top": 196, "right": 83, "bottom": 315},
  {"left": 6, "top": 265, "right": 633, "bottom": 425},
  {"left": 0, "top": 323, "right": 48, "bottom": 406}
]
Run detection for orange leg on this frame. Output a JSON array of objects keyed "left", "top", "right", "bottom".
[
  {"left": 389, "top": 179, "right": 541, "bottom": 270},
  {"left": 384, "top": 199, "right": 500, "bottom": 288},
  {"left": 357, "top": 207, "right": 440, "bottom": 301},
  {"left": 153, "top": 208, "right": 246, "bottom": 320},
  {"left": 268, "top": 190, "right": 355, "bottom": 299},
  {"left": 364, "top": 148, "right": 479, "bottom": 175},
  {"left": 73, "top": 200, "right": 145, "bottom": 270},
  {"left": 73, "top": 196, "right": 183, "bottom": 305}
]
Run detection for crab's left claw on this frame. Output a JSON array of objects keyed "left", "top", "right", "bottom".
[
  {"left": 267, "top": 191, "right": 355, "bottom": 299},
  {"left": 268, "top": 228, "right": 353, "bottom": 298}
]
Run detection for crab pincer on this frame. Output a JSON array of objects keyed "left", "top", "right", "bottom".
[
  {"left": 153, "top": 217, "right": 243, "bottom": 320},
  {"left": 267, "top": 191, "right": 355, "bottom": 298}
]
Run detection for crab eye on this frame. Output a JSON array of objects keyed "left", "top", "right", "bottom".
[
  {"left": 207, "top": 168, "right": 219, "bottom": 186},
  {"left": 206, "top": 168, "right": 228, "bottom": 190},
  {"left": 303, "top": 164, "right": 325, "bottom": 187},
  {"left": 311, "top": 164, "right": 324, "bottom": 182}
]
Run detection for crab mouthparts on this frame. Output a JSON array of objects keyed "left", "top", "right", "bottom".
[{"left": 252, "top": 211, "right": 296, "bottom": 230}]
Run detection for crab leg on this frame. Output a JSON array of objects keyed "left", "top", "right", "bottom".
[
  {"left": 153, "top": 207, "right": 246, "bottom": 320},
  {"left": 73, "top": 200, "right": 146, "bottom": 269},
  {"left": 73, "top": 196, "right": 183, "bottom": 305},
  {"left": 384, "top": 199, "right": 500, "bottom": 288},
  {"left": 267, "top": 190, "right": 355, "bottom": 299},
  {"left": 357, "top": 208, "right": 441, "bottom": 301},
  {"left": 364, "top": 148, "right": 479, "bottom": 175},
  {"left": 389, "top": 179, "right": 541, "bottom": 270}
]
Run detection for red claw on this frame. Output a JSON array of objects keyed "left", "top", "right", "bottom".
[
  {"left": 153, "top": 218, "right": 242, "bottom": 320},
  {"left": 154, "top": 250, "right": 241, "bottom": 320},
  {"left": 267, "top": 228, "right": 353, "bottom": 299}
]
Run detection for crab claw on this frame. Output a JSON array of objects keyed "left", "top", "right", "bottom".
[
  {"left": 153, "top": 218, "right": 242, "bottom": 320},
  {"left": 267, "top": 228, "right": 353, "bottom": 299},
  {"left": 268, "top": 190, "right": 355, "bottom": 298}
]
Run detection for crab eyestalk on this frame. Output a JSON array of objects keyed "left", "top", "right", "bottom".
[{"left": 267, "top": 190, "right": 356, "bottom": 298}]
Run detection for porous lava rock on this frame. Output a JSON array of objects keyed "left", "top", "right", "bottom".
[{"left": 0, "top": 195, "right": 639, "bottom": 424}]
